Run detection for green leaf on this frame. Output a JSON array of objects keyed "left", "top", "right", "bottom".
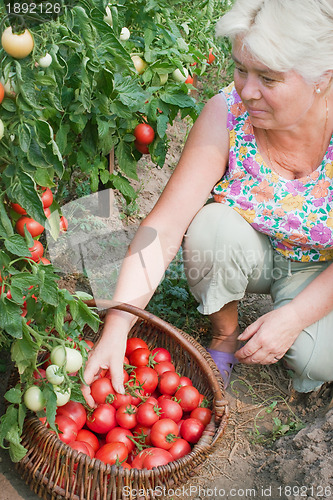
[
  {"left": 18, "top": 123, "right": 32, "bottom": 153},
  {"left": 160, "top": 91, "right": 196, "bottom": 108},
  {"left": 38, "top": 269, "right": 59, "bottom": 306},
  {"left": 11, "top": 337, "right": 36, "bottom": 374},
  {"left": 7, "top": 426, "right": 28, "bottom": 462},
  {"left": 0, "top": 197, "right": 14, "bottom": 237},
  {"left": 42, "top": 385, "right": 57, "bottom": 430},
  {"left": 7, "top": 172, "right": 45, "bottom": 225},
  {"left": 116, "top": 141, "right": 138, "bottom": 180},
  {"left": 56, "top": 124, "right": 70, "bottom": 155},
  {"left": 4, "top": 235, "right": 30, "bottom": 257},
  {"left": 27, "top": 140, "right": 49, "bottom": 168},
  {"left": 111, "top": 174, "right": 137, "bottom": 203},
  {"left": 0, "top": 406, "right": 17, "bottom": 447},
  {"left": 0, "top": 301, "right": 23, "bottom": 339},
  {"left": 4, "top": 387, "right": 22, "bottom": 405}
]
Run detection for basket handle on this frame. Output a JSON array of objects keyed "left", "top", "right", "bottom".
[{"left": 85, "top": 300, "right": 228, "bottom": 416}]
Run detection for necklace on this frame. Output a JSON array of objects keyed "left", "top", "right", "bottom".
[{"left": 263, "top": 97, "right": 329, "bottom": 179}]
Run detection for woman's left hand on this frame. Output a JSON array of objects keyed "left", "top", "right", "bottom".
[{"left": 235, "top": 304, "right": 304, "bottom": 365}]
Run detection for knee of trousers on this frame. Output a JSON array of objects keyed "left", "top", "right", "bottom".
[
  {"left": 182, "top": 203, "right": 260, "bottom": 291},
  {"left": 284, "top": 322, "right": 333, "bottom": 384}
]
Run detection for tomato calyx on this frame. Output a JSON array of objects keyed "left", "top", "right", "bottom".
[{"left": 126, "top": 433, "right": 149, "bottom": 452}]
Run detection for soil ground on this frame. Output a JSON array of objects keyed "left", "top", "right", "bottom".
[{"left": 1, "top": 114, "right": 333, "bottom": 500}]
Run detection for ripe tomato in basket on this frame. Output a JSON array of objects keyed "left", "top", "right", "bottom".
[
  {"left": 53, "top": 415, "right": 78, "bottom": 444},
  {"left": 168, "top": 438, "right": 191, "bottom": 460},
  {"left": 190, "top": 407, "right": 212, "bottom": 427},
  {"left": 154, "top": 360, "right": 176, "bottom": 376},
  {"left": 116, "top": 403, "right": 138, "bottom": 429},
  {"left": 56, "top": 401, "right": 87, "bottom": 430},
  {"left": 136, "top": 402, "right": 160, "bottom": 427},
  {"left": 174, "top": 385, "right": 200, "bottom": 412},
  {"left": 129, "top": 347, "right": 151, "bottom": 367},
  {"left": 151, "top": 347, "right": 171, "bottom": 363},
  {"left": 131, "top": 366, "right": 158, "bottom": 394},
  {"left": 76, "top": 429, "right": 99, "bottom": 453},
  {"left": 131, "top": 447, "right": 173, "bottom": 470},
  {"left": 106, "top": 427, "right": 135, "bottom": 453},
  {"left": 158, "top": 371, "right": 180, "bottom": 396},
  {"left": 150, "top": 418, "right": 179, "bottom": 450},
  {"left": 125, "top": 337, "right": 148, "bottom": 357},
  {"left": 90, "top": 377, "right": 115, "bottom": 405},
  {"left": 158, "top": 398, "right": 183, "bottom": 423},
  {"left": 180, "top": 417, "right": 204, "bottom": 444},
  {"left": 86, "top": 403, "right": 116, "bottom": 434},
  {"left": 95, "top": 442, "right": 128, "bottom": 466}
]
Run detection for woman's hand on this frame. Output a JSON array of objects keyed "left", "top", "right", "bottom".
[
  {"left": 235, "top": 304, "right": 304, "bottom": 365},
  {"left": 81, "top": 327, "right": 127, "bottom": 408}
]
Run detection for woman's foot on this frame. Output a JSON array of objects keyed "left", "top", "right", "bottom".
[{"left": 206, "top": 349, "right": 238, "bottom": 388}]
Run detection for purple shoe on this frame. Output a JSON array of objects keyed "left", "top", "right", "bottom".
[{"left": 207, "top": 349, "right": 238, "bottom": 389}]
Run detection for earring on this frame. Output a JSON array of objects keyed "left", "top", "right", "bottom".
[{"left": 315, "top": 86, "right": 321, "bottom": 94}]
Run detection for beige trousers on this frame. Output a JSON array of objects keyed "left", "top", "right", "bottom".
[{"left": 183, "top": 203, "right": 333, "bottom": 392}]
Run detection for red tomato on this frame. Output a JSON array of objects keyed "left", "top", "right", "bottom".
[
  {"left": 56, "top": 401, "right": 87, "bottom": 430},
  {"left": 54, "top": 415, "right": 78, "bottom": 444},
  {"left": 39, "top": 257, "right": 51, "bottom": 265},
  {"left": 185, "top": 75, "right": 194, "bottom": 84},
  {"left": 16, "top": 216, "right": 44, "bottom": 237},
  {"left": 76, "top": 429, "right": 99, "bottom": 453},
  {"left": 86, "top": 403, "right": 116, "bottom": 434},
  {"left": 116, "top": 404, "right": 138, "bottom": 429},
  {"left": 207, "top": 49, "right": 216, "bottom": 64},
  {"left": 126, "top": 337, "right": 148, "bottom": 357},
  {"left": 59, "top": 216, "right": 68, "bottom": 232},
  {"left": 158, "top": 371, "right": 181, "bottom": 396},
  {"left": 11, "top": 202, "right": 26, "bottom": 215},
  {"left": 158, "top": 398, "right": 183, "bottom": 423},
  {"left": 106, "top": 427, "right": 135, "bottom": 453},
  {"left": 131, "top": 366, "right": 158, "bottom": 394},
  {"left": 0, "top": 81, "right": 4, "bottom": 104},
  {"left": 136, "top": 402, "right": 160, "bottom": 427},
  {"left": 151, "top": 347, "right": 171, "bottom": 363},
  {"left": 44, "top": 207, "right": 51, "bottom": 218},
  {"left": 178, "top": 376, "right": 193, "bottom": 388},
  {"left": 91, "top": 377, "right": 115, "bottom": 405},
  {"left": 28, "top": 240, "right": 44, "bottom": 262},
  {"left": 129, "top": 347, "right": 151, "bottom": 367},
  {"left": 134, "top": 123, "right": 155, "bottom": 145},
  {"left": 142, "top": 447, "right": 173, "bottom": 470},
  {"left": 180, "top": 417, "right": 204, "bottom": 444},
  {"left": 41, "top": 188, "right": 53, "bottom": 208},
  {"left": 32, "top": 368, "right": 46, "bottom": 381},
  {"left": 112, "top": 392, "right": 132, "bottom": 410},
  {"left": 150, "top": 418, "right": 179, "bottom": 450},
  {"left": 132, "top": 424, "right": 152, "bottom": 446},
  {"left": 144, "top": 396, "right": 159, "bottom": 406},
  {"left": 126, "top": 379, "right": 145, "bottom": 405},
  {"left": 95, "top": 442, "right": 128, "bottom": 466},
  {"left": 134, "top": 140, "right": 149, "bottom": 154},
  {"left": 174, "top": 385, "right": 200, "bottom": 412},
  {"left": 154, "top": 361, "right": 176, "bottom": 376},
  {"left": 190, "top": 407, "right": 212, "bottom": 427},
  {"left": 168, "top": 438, "right": 191, "bottom": 460},
  {"left": 68, "top": 440, "right": 90, "bottom": 456}
]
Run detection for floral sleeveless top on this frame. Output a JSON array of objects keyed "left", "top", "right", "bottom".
[{"left": 213, "top": 82, "right": 333, "bottom": 262}]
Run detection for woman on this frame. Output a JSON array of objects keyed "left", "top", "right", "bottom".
[{"left": 82, "top": 0, "right": 333, "bottom": 406}]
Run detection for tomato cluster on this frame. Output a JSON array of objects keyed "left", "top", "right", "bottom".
[{"left": 38, "top": 337, "right": 212, "bottom": 470}]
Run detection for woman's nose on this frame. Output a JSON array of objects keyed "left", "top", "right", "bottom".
[{"left": 240, "top": 75, "right": 261, "bottom": 101}]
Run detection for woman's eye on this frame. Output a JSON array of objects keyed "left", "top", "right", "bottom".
[
  {"left": 262, "top": 76, "right": 275, "bottom": 84},
  {"left": 235, "top": 66, "right": 246, "bottom": 74}
]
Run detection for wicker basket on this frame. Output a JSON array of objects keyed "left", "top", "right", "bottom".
[{"left": 14, "top": 303, "right": 229, "bottom": 500}]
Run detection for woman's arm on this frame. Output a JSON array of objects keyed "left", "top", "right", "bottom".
[
  {"left": 236, "top": 261, "right": 333, "bottom": 364},
  {"left": 82, "top": 94, "right": 230, "bottom": 406}
]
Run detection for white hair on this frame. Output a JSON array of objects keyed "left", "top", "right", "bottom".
[{"left": 216, "top": 0, "right": 333, "bottom": 84}]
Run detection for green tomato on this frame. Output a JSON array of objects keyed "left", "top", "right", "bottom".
[
  {"left": 50, "top": 346, "right": 83, "bottom": 373},
  {"left": 120, "top": 27, "right": 130, "bottom": 41},
  {"left": 38, "top": 53, "right": 52, "bottom": 68},
  {"left": 172, "top": 67, "right": 189, "bottom": 83},
  {"left": 24, "top": 386, "right": 45, "bottom": 412},
  {"left": 46, "top": 364, "right": 64, "bottom": 385},
  {"left": 159, "top": 73, "right": 168, "bottom": 85},
  {"left": 53, "top": 385, "right": 71, "bottom": 407}
]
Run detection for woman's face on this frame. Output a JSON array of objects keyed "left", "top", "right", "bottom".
[{"left": 232, "top": 37, "right": 317, "bottom": 131}]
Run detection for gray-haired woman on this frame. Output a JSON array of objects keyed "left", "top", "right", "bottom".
[{"left": 83, "top": 0, "right": 333, "bottom": 406}]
